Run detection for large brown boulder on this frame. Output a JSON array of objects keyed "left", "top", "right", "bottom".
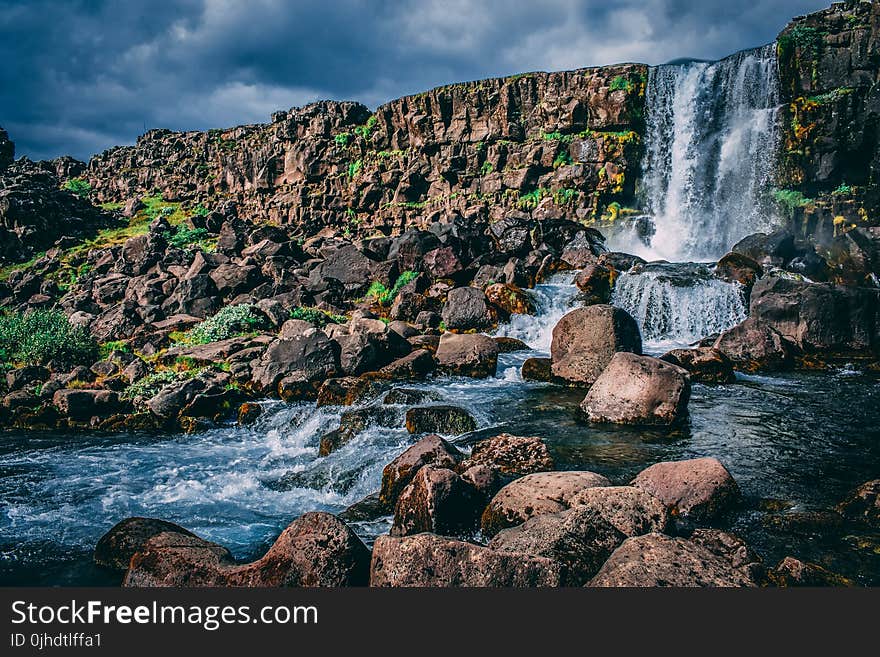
[
  {"left": 574, "top": 263, "right": 614, "bottom": 304},
  {"left": 369, "top": 533, "right": 563, "bottom": 587},
  {"left": 481, "top": 471, "right": 611, "bottom": 536},
  {"left": 580, "top": 353, "right": 691, "bottom": 426},
  {"left": 484, "top": 283, "right": 535, "bottom": 317},
  {"left": 405, "top": 405, "right": 476, "bottom": 435},
  {"left": 550, "top": 305, "right": 641, "bottom": 385},
  {"left": 715, "top": 252, "right": 763, "bottom": 288},
  {"left": 460, "top": 434, "right": 554, "bottom": 476},
  {"left": 441, "top": 286, "right": 493, "bottom": 331},
  {"left": 659, "top": 347, "right": 735, "bottom": 384},
  {"left": 250, "top": 332, "right": 340, "bottom": 396},
  {"left": 488, "top": 505, "right": 625, "bottom": 586},
  {"left": 631, "top": 457, "right": 740, "bottom": 522},
  {"left": 379, "top": 434, "right": 463, "bottom": 508},
  {"left": 435, "top": 332, "right": 498, "bottom": 378},
  {"left": 521, "top": 357, "right": 552, "bottom": 381},
  {"left": 94, "top": 517, "right": 199, "bottom": 571},
  {"left": 53, "top": 389, "right": 123, "bottom": 421},
  {"left": 713, "top": 317, "right": 796, "bottom": 372},
  {"left": 770, "top": 556, "right": 854, "bottom": 587},
  {"left": 123, "top": 512, "right": 370, "bottom": 587},
  {"left": 567, "top": 486, "right": 670, "bottom": 537},
  {"left": 588, "top": 533, "right": 761, "bottom": 587},
  {"left": 390, "top": 466, "right": 483, "bottom": 537}
]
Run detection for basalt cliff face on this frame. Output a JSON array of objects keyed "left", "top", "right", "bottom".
[{"left": 84, "top": 64, "right": 646, "bottom": 240}]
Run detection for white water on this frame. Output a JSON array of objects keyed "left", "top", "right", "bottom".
[
  {"left": 612, "top": 45, "right": 782, "bottom": 261},
  {"left": 611, "top": 266, "right": 747, "bottom": 353}
]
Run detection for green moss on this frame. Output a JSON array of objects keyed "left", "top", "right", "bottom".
[
  {"left": 162, "top": 224, "right": 210, "bottom": 250},
  {"left": 480, "top": 161, "right": 495, "bottom": 175},
  {"left": 62, "top": 178, "right": 91, "bottom": 198},
  {"left": 289, "top": 306, "right": 349, "bottom": 327},
  {"left": 334, "top": 132, "right": 352, "bottom": 147},
  {"left": 609, "top": 75, "right": 634, "bottom": 93}
]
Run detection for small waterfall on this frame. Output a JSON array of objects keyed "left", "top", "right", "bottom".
[
  {"left": 625, "top": 45, "right": 782, "bottom": 261},
  {"left": 493, "top": 272, "right": 580, "bottom": 352},
  {"left": 611, "top": 264, "right": 747, "bottom": 351}
]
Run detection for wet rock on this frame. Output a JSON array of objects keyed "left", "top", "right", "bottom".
[
  {"left": 124, "top": 512, "right": 370, "bottom": 587},
  {"left": 715, "top": 252, "right": 763, "bottom": 288},
  {"left": 489, "top": 505, "right": 625, "bottom": 586},
  {"left": 379, "top": 434, "right": 463, "bottom": 508},
  {"left": 560, "top": 234, "right": 601, "bottom": 268},
  {"left": 588, "top": 533, "right": 761, "bottom": 587},
  {"left": 484, "top": 283, "right": 535, "bottom": 317},
  {"left": 660, "top": 347, "right": 735, "bottom": 384},
  {"left": 146, "top": 378, "right": 206, "bottom": 420},
  {"left": 493, "top": 336, "right": 530, "bottom": 353},
  {"left": 320, "top": 406, "right": 400, "bottom": 456},
  {"left": 94, "top": 517, "right": 199, "bottom": 571},
  {"left": 338, "top": 492, "right": 386, "bottom": 523},
  {"left": 567, "top": 486, "right": 670, "bottom": 537},
  {"left": 250, "top": 332, "right": 339, "bottom": 396},
  {"left": 6, "top": 365, "right": 49, "bottom": 391},
  {"left": 460, "top": 433, "right": 554, "bottom": 476},
  {"left": 770, "top": 556, "right": 854, "bottom": 587},
  {"left": 53, "top": 389, "right": 123, "bottom": 421},
  {"left": 383, "top": 387, "right": 442, "bottom": 405},
  {"left": 422, "top": 246, "right": 463, "bottom": 279},
  {"left": 596, "top": 252, "right": 645, "bottom": 275},
  {"left": 581, "top": 352, "right": 691, "bottom": 426},
  {"left": 631, "top": 457, "right": 740, "bottom": 522},
  {"left": 521, "top": 357, "right": 552, "bottom": 381},
  {"left": 405, "top": 405, "right": 476, "bottom": 435},
  {"left": 713, "top": 317, "right": 797, "bottom": 372},
  {"left": 441, "top": 286, "right": 493, "bottom": 331},
  {"left": 574, "top": 263, "right": 614, "bottom": 304},
  {"left": 836, "top": 479, "right": 880, "bottom": 526},
  {"left": 316, "top": 377, "right": 379, "bottom": 407},
  {"left": 550, "top": 305, "right": 641, "bottom": 385},
  {"left": 364, "top": 349, "right": 435, "bottom": 381},
  {"left": 731, "top": 230, "right": 797, "bottom": 268},
  {"left": 369, "top": 533, "right": 563, "bottom": 587},
  {"left": 237, "top": 402, "right": 262, "bottom": 425},
  {"left": 390, "top": 466, "right": 483, "bottom": 536},
  {"left": 481, "top": 471, "right": 612, "bottom": 537},
  {"left": 460, "top": 464, "right": 502, "bottom": 501},
  {"left": 435, "top": 332, "right": 498, "bottom": 378}
]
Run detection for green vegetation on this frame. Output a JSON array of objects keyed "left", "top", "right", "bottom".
[
  {"left": 354, "top": 115, "right": 378, "bottom": 140},
  {"left": 809, "top": 87, "right": 855, "bottom": 105},
  {"left": 347, "top": 159, "right": 363, "bottom": 179},
  {"left": 773, "top": 188, "right": 814, "bottom": 215},
  {"left": 100, "top": 202, "right": 124, "bottom": 211},
  {"left": 121, "top": 370, "right": 182, "bottom": 402},
  {"left": 100, "top": 340, "right": 131, "bottom": 358},
  {"left": 0, "top": 310, "right": 98, "bottom": 366},
  {"left": 517, "top": 187, "right": 580, "bottom": 210},
  {"left": 62, "top": 178, "right": 92, "bottom": 198},
  {"left": 609, "top": 75, "right": 634, "bottom": 93},
  {"left": 541, "top": 131, "right": 571, "bottom": 144},
  {"left": 289, "top": 306, "right": 349, "bottom": 327},
  {"left": 480, "top": 161, "right": 495, "bottom": 175},
  {"left": 365, "top": 271, "right": 419, "bottom": 306},
  {"left": 335, "top": 132, "right": 352, "bottom": 147},
  {"left": 553, "top": 150, "right": 572, "bottom": 168},
  {"left": 192, "top": 204, "right": 210, "bottom": 217},
  {"left": 178, "top": 304, "right": 269, "bottom": 345},
  {"left": 832, "top": 183, "right": 853, "bottom": 196},
  {"left": 778, "top": 25, "right": 826, "bottom": 61},
  {"left": 162, "top": 224, "right": 210, "bottom": 250}
]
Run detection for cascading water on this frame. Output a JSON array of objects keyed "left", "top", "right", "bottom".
[
  {"left": 610, "top": 263, "right": 747, "bottom": 352},
  {"left": 611, "top": 45, "right": 782, "bottom": 262}
]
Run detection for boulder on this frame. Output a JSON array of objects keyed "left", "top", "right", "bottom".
[
  {"left": 460, "top": 434, "right": 554, "bottom": 475},
  {"left": 488, "top": 505, "right": 625, "bottom": 586},
  {"left": 390, "top": 466, "right": 483, "bottom": 536},
  {"left": 379, "top": 434, "right": 463, "bottom": 508},
  {"left": 369, "top": 533, "right": 563, "bottom": 587},
  {"left": 588, "top": 533, "right": 760, "bottom": 587},
  {"left": 481, "top": 471, "right": 611, "bottom": 537},
  {"left": 435, "top": 332, "right": 498, "bottom": 378},
  {"left": 550, "top": 305, "right": 642, "bottom": 385},
  {"left": 574, "top": 263, "right": 614, "bottom": 304},
  {"left": 659, "top": 347, "right": 735, "bottom": 384},
  {"left": 364, "top": 349, "right": 435, "bottom": 381},
  {"left": 567, "top": 486, "right": 670, "bottom": 537},
  {"left": 382, "top": 387, "right": 442, "bottom": 405},
  {"left": 580, "top": 352, "right": 691, "bottom": 426},
  {"left": 715, "top": 252, "right": 763, "bottom": 288},
  {"left": 146, "top": 378, "right": 207, "bottom": 420},
  {"left": 521, "top": 357, "right": 552, "bottom": 381},
  {"left": 124, "top": 512, "right": 370, "bottom": 587},
  {"left": 631, "top": 457, "right": 740, "bottom": 522},
  {"left": 484, "top": 283, "right": 535, "bottom": 317},
  {"left": 835, "top": 479, "right": 880, "bottom": 526},
  {"left": 250, "top": 333, "right": 339, "bottom": 396},
  {"left": 731, "top": 230, "right": 797, "bottom": 268},
  {"left": 493, "top": 336, "right": 530, "bottom": 353},
  {"left": 316, "top": 377, "right": 379, "bottom": 407},
  {"left": 94, "top": 517, "right": 199, "bottom": 571},
  {"left": 713, "top": 317, "right": 796, "bottom": 372},
  {"left": 53, "top": 389, "right": 123, "bottom": 421},
  {"left": 405, "top": 405, "right": 476, "bottom": 435},
  {"left": 441, "top": 287, "right": 493, "bottom": 331},
  {"left": 770, "top": 557, "right": 854, "bottom": 587},
  {"left": 749, "top": 276, "right": 879, "bottom": 356}
]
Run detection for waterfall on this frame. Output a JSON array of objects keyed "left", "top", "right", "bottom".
[
  {"left": 611, "top": 263, "right": 747, "bottom": 351},
  {"left": 621, "top": 45, "right": 782, "bottom": 261}
]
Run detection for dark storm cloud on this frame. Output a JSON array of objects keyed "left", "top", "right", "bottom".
[{"left": 0, "top": 0, "right": 831, "bottom": 161}]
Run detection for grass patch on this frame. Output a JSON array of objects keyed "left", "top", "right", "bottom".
[
  {"left": 609, "top": 75, "right": 634, "bottom": 93},
  {"left": 289, "top": 306, "right": 349, "bottom": 327},
  {"left": 62, "top": 178, "right": 91, "bottom": 198},
  {"left": 176, "top": 304, "right": 269, "bottom": 345},
  {"left": 364, "top": 271, "right": 419, "bottom": 306}
]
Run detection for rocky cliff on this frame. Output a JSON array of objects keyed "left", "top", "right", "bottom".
[{"left": 85, "top": 65, "right": 647, "bottom": 240}]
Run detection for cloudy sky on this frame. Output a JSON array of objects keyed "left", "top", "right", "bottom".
[{"left": 1, "top": 0, "right": 831, "bottom": 161}]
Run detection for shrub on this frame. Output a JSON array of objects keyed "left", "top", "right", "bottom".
[
  {"left": 289, "top": 306, "right": 349, "bottom": 327},
  {"left": 609, "top": 75, "right": 634, "bottom": 93},
  {"left": 192, "top": 204, "right": 210, "bottom": 216},
  {"left": 100, "top": 340, "right": 130, "bottom": 358},
  {"left": 365, "top": 271, "right": 419, "bottom": 306},
  {"left": 180, "top": 304, "right": 268, "bottom": 345},
  {"left": 480, "top": 161, "right": 494, "bottom": 175},
  {"left": 335, "top": 132, "right": 352, "bottom": 147},
  {"left": 121, "top": 371, "right": 181, "bottom": 402},
  {"left": 63, "top": 178, "right": 92, "bottom": 198},
  {"left": 553, "top": 151, "right": 572, "bottom": 168},
  {"left": 772, "top": 188, "right": 813, "bottom": 215},
  {"left": 832, "top": 183, "right": 853, "bottom": 196},
  {"left": 0, "top": 310, "right": 98, "bottom": 366},
  {"left": 163, "top": 224, "right": 210, "bottom": 249},
  {"left": 347, "top": 160, "right": 363, "bottom": 179}
]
